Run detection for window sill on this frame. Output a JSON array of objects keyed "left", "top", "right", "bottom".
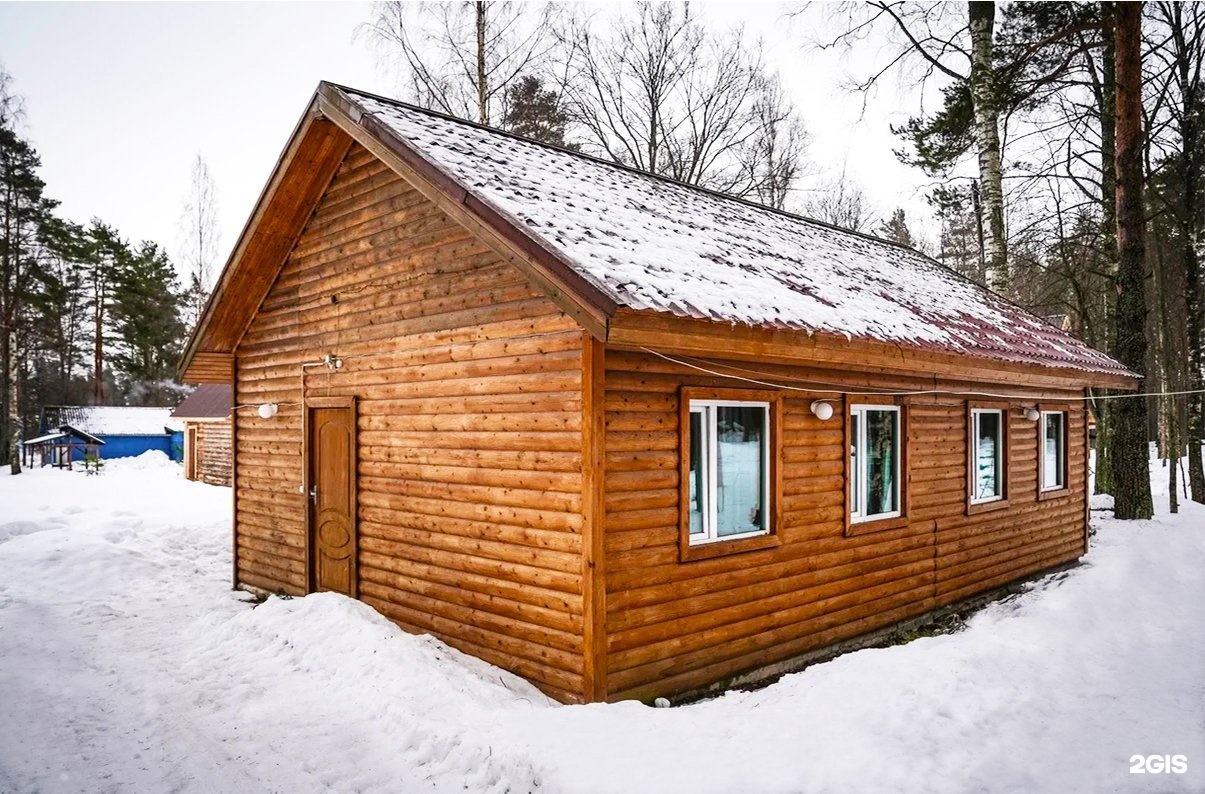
[
  {"left": 1038, "top": 486, "right": 1072, "bottom": 502},
  {"left": 844, "top": 514, "right": 909, "bottom": 537},
  {"left": 680, "top": 532, "right": 780, "bottom": 562},
  {"left": 967, "top": 497, "right": 1010, "bottom": 516}
]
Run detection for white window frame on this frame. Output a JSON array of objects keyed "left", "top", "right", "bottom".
[
  {"left": 970, "top": 408, "right": 1005, "bottom": 505},
  {"left": 1040, "top": 411, "right": 1067, "bottom": 492},
  {"left": 850, "top": 404, "right": 902, "bottom": 523},
  {"left": 687, "top": 399, "right": 772, "bottom": 546}
]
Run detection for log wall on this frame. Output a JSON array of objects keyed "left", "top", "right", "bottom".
[
  {"left": 601, "top": 349, "right": 1088, "bottom": 701},
  {"left": 192, "top": 420, "right": 232, "bottom": 487},
  {"left": 232, "top": 143, "right": 587, "bottom": 702}
]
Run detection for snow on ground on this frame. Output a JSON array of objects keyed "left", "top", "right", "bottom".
[{"left": 1, "top": 452, "right": 1203, "bottom": 793}]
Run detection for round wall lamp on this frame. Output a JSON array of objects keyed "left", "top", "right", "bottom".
[
  {"left": 1024, "top": 407, "right": 1041, "bottom": 422},
  {"left": 257, "top": 402, "right": 279, "bottom": 420},
  {"left": 810, "top": 400, "right": 835, "bottom": 421}
]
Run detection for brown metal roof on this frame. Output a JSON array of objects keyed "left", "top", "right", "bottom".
[{"left": 171, "top": 384, "right": 232, "bottom": 419}]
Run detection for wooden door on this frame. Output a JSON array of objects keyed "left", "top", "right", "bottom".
[
  {"left": 185, "top": 426, "right": 198, "bottom": 480},
  {"left": 305, "top": 397, "right": 358, "bottom": 597}
]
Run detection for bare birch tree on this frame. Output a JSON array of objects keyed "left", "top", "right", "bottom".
[
  {"left": 179, "top": 154, "right": 219, "bottom": 330},
  {"left": 741, "top": 76, "right": 811, "bottom": 210},
  {"left": 800, "top": 168, "right": 871, "bottom": 232},
  {"left": 967, "top": 2, "right": 1007, "bottom": 291},
  {"left": 562, "top": 3, "right": 808, "bottom": 200},
  {"left": 813, "top": 2, "right": 1008, "bottom": 290},
  {"left": 361, "top": 1, "right": 556, "bottom": 126}
]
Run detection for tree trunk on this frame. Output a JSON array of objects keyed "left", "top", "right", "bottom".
[
  {"left": 93, "top": 276, "right": 104, "bottom": 404},
  {"left": 1095, "top": 3, "right": 1118, "bottom": 496},
  {"left": 0, "top": 332, "right": 8, "bottom": 468},
  {"left": 968, "top": 2, "right": 1007, "bottom": 293},
  {"left": 7, "top": 331, "right": 20, "bottom": 475},
  {"left": 1172, "top": 5, "right": 1205, "bottom": 503},
  {"left": 476, "top": 1, "right": 488, "bottom": 125},
  {"left": 1109, "top": 2, "right": 1154, "bottom": 520}
]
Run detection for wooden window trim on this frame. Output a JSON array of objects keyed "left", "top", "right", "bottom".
[
  {"left": 1037, "top": 404, "right": 1072, "bottom": 501},
  {"left": 966, "top": 401, "right": 1011, "bottom": 515},
  {"left": 844, "top": 395, "right": 911, "bottom": 537},
  {"left": 678, "top": 386, "right": 783, "bottom": 563}
]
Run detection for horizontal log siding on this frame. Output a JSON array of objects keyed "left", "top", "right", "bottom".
[
  {"left": 602, "top": 350, "right": 1087, "bottom": 701},
  {"left": 233, "top": 143, "right": 587, "bottom": 702},
  {"left": 932, "top": 403, "right": 1088, "bottom": 604},
  {"left": 195, "top": 420, "right": 233, "bottom": 486}
]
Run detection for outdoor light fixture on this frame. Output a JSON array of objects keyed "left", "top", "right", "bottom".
[
  {"left": 810, "top": 400, "right": 835, "bottom": 421},
  {"left": 1024, "top": 407, "right": 1041, "bottom": 422},
  {"left": 257, "top": 403, "right": 279, "bottom": 420}
]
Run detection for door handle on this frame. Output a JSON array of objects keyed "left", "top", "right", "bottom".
[{"left": 309, "top": 486, "right": 318, "bottom": 505}]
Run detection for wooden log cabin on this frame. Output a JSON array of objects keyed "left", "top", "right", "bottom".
[
  {"left": 179, "top": 83, "right": 1136, "bottom": 705},
  {"left": 171, "top": 384, "right": 234, "bottom": 486}
]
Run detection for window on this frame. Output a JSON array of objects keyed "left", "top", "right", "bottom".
[
  {"left": 1041, "top": 411, "right": 1067, "bottom": 491},
  {"left": 970, "top": 408, "right": 1006, "bottom": 504},
  {"left": 849, "top": 405, "right": 901, "bottom": 523},
  {"left": 686, "top": 400, "right": 771, "bottom": 545}
]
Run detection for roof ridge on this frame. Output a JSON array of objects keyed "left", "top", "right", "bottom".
[{"left": 327, "top": 82, "right": 931, "bottom": 260}]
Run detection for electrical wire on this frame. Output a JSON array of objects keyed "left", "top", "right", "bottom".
[{"left": 639, "top": 347, "right": 1205, "bottom": 403}]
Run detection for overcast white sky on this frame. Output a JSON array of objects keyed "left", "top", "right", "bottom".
[{"left": 0, "top": 1, "right": 938, "bottom": 282}]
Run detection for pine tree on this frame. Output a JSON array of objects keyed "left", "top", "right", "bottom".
[
  {"left": 85, "top": 220, "right": 123, "bottom": 404},
  {"left": 500, "top": 75, "right": 574, "bottom": 148},
  {"left": 0, "top": 118, "right": 54, "bottom": 473},
  {"left": 876, "top": 208, "right": 915, "bottom": 248},
  {"left": 1109, "top": 3, "right": 1154, "bottom": 520},
  {"left": 33, "top": 217, "right": 91, "bottom": 401},
  {"left": 108, "top": 241, "right": 186, "bottom": 406}
]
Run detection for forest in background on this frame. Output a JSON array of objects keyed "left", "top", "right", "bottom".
[
  {"left": 2, "top": 1, "right": 1200, "bottom": 520},
  {"left": 0, "top": 68, "right": 214, "bottom": 473}
]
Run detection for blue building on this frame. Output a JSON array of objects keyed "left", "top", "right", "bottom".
[{"left": 38, "top": 406, "right": 183, "bottom": 462}]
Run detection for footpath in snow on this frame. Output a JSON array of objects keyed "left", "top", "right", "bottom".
[{"left": 0, "top": 452, "right": 1202, "bottom": 793}]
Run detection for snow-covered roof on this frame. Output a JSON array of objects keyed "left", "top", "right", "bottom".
[
  {"left": 42, "top": 406, "right": 177, "bottom": 437},
  {"left": 23, "top": 431, "right": 67, "bottom": 445},
  {"left": 23, "top": 425, "right": 105, "bottom": 446},
  {"left": 337, "top": 86, "right": 1129, "bottom": 378}
]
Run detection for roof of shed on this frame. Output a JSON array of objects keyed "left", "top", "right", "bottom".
[
  {"left": 42, "top": 406, "right": 177, "bottom": 437},
  {"left": 171, "top": 384, "right": 232, "bottom": 420},
  {"left": 23, "top": 425, "right": 106, "bottom": 446},
  {"left": 335, "top": 85, "right": 1129, "bottom": 379}
]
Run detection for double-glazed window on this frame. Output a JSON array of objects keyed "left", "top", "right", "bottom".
[
  {"left": 849, "top": 405, "right": 901, "bottom": 523},
  {"left": 1041, "top": 411, "right": 1067, "bottom": 491},
  {"left": 686, "top": 400, "right": 771, "bottom": 545},
  {"left": 970, "top": 408, "right": 1006, "bottom": 504}
]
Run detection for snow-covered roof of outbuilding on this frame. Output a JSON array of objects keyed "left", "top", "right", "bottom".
[
  {"left": 332, "top": 85, "right": 1130, "bottom": 379},
  {"left": 42, "top": 406, "right": 178, "bottom": 437}
]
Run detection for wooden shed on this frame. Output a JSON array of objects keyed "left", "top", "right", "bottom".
[
  {"left": 171, "top": 384, "right": 233, "bottom": 486},
  {"left": 179, "top": 83, "right": 1136, "bottom": 705},
  {"left": 38, "top": 406, "right": 180, "bottom": 462}
]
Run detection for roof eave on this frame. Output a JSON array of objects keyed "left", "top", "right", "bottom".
[{"left": 607, "top": 309, "right": 1140, "bottom": 391}]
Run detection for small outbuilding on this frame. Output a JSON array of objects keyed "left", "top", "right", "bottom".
[
  {"left": 21, "top": 425, "right": 105, "bottom": 469},
  {"left": 179, "top": 83, "right": 1137, "bottom": 704},
  {"left": 171, "top": 384, "right": 233, "bottom": 486},
  {"left": 38, "top": 406, "right": 181, "bottom": 462}
]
